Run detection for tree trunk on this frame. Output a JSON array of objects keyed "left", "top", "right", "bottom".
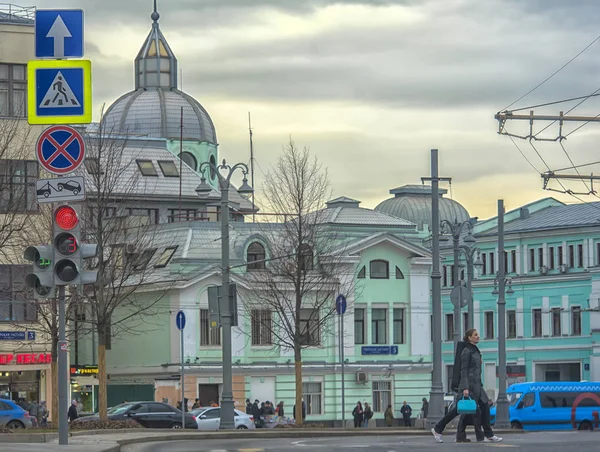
[
  {"left": 98, "top": 336, "right": 108, "bottom": 421},
  {"left": 294, "top": 350, "right": 303, "bottom": 426}
]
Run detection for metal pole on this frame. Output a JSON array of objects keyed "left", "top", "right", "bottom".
[
  {"left": 428, "top": 149, "right": 444, "bottom": 427},
  {"left": 220, "top": 182, "right": 235, "bottom": 429},
  {"left": 180, "top": 328, "right": 185, "bottom": 428},
  {"left": 58, "top": 285, "right": 68, "bottom": 445},
  {"left": 495, "top": 199, "right": 510, "bottom": 428},
  {"left": 467, "top": 252, "right": 474, "bottom": 329},
  {"left": 452, "top": 232, "right": 461, "bottom": 351},
  {"left": 340, "top": 312, "right": 345, "bottom": 427}
]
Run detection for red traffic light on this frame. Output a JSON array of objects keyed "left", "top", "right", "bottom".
[{"left": 55, "top": 206, "right": 78, "bottom": 230}]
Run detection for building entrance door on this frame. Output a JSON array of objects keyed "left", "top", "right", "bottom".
[{"left": 198, "top": 384, "right": 219, "bottom": 406}]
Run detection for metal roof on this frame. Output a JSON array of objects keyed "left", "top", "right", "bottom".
[{"left": 0, "top": 4, "right": 34, "bottom": 25}]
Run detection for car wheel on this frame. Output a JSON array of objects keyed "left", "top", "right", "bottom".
[
  {"left": 578, "top": 421, "right": 593, "bottom": 431},
  {"left": 236, "top": 425, "right": 248, "bottom": 430},
  {"left": 72, "top": 189, "right": 79, "bottom": 195},
  {"left": 57, "top": 184, "right": 64, "bottom": 191},
  {"left": 7, "top": 421, "right": 24, "bottom": 429},
  {"left": 510, "top": 421, "right": 522, "bottom": 430},
  {"left": 171, "top": 423, "right": 182, "bottom": 429}
]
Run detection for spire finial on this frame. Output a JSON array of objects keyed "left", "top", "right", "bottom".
[{"left": 151, "top": 0, "right": 160, "bottom": 22}]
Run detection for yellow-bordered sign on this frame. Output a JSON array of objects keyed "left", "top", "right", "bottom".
[{"left": 27, "top": 59, "right": 92, "bottom": 125}]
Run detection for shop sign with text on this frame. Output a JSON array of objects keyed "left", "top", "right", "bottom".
[
  {"left": 70, "top": 365, "right": 98, "bottom": 376},
  {"left": 0, "top": 353, "right": 52, "bottom": 365}
]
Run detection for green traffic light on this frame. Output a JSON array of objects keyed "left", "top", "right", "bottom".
[{"left": 38, "top": 258, "right": 51, "bottom": 269}]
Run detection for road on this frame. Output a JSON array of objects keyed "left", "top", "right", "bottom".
[{"left": 123, "top": 431, "right": 600, "bottom": 452}]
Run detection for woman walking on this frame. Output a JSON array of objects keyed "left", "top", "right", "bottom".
[
  {"left": 352, "top": 401, "right": 363, "bottom": 428},
  {"left": 457, "top": 328, "right": 502, "bottom": 443}
]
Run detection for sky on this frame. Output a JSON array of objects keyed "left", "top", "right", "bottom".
[{"left": 28, "top": 0, "right": 600, "bottom": 219}]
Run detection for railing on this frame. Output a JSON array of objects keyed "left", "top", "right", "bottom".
[{"left": 0, "top": 4, "right": 35, "bottom": 24}]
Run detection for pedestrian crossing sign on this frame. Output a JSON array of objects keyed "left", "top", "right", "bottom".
[{"left": 27, "top": 59, "right": 92, "bottom": 125}]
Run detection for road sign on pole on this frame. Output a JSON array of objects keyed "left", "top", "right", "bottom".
[
  {"left": 35, "top": 9, "right": 84, "bottom": 59},
  {"left": 36, "top": 176, "right": 86, "bottom": 203},
  {"left": 36, "top": 125, "right": 86, "bottom": 175},
  {"left": 176, "top": 311, "right": 186, "bottom": 331},
  {"left": 27, "top": 59, "right": 92, "bottom": 125},
  {"left": 335, "top": 294, "right": 347, "bottom": 315},
  {"left": 176, "top": 310, "right": 186, "bottom": 427}
]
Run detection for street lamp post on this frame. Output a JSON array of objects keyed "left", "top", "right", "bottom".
[
  {"left": 440, "top": 219, "right": 476, "bottom": 351},
  {"left": 196, "top": 159, "right": 253, "bottom": 430},
  {"left": 459, "top": 245, "right": 483, "bottom": 330}
]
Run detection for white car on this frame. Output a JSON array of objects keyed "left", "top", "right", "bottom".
[{"left": 191, "top": 407, "right": 256, "bottom": 430}]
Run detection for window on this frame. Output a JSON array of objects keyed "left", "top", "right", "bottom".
[
  {"left": 148, "top": 403, "right": 175, "bottom": 413},
  {"left": 199, "top": 309, "right": 220, "bottom": 346},
  {"left": 460, "top": 268, "right": 465, "bottom": 282},
  {"left": 202, "top": 408, "right": 220, "bottom": 419},
  {"left": 485, "top": 312, "right": 494, "bottom": 339},
  {"left": 521, "top": 392, "right": 535, "bottom": 408},
  {"left": 532, "top": 309, "right": 542, "bottom": 337},
  {"left": 371, "top": 308, "right": 387, "bottom": 344},
  {"left": 549, "top": 247, "right": 555, "bottom": 269},
  {"left": 127, "top": 208, "right": 159, "bottom": 225},
  {"left": 445, "top": 313, "right": 454, "bottom": 342},
  {"left": 369, "top": 260, "right": 389, "bottom": 279},
  {"left": 247, "top": 242, "right": 266, "bottom": 271},
  {"left": 302, "top": 382, "right": 322, "bottom": 415},
  {"left": 0, "top": 63, "right": 26, "bottom": 117},
  {"left": 299, "top": 244, "right": 314, "bottom": 272},
  {"left": 354, "top": 308, "right": 365, "bottom": 344},
  {"left": 442, "top": 265, "right": 448, "bottom": 286},
  {"left": 481, "top": 253, "right": 487, "bottom": 275},
  {"left": 372, "top": 381, "right": 391, "bottom": 412},
  {"left": 571, "top": 306, "right": 582, "bottom": 336},
  {"left": 85, "top": 158, "right": 103, "bottom": 175},
  {"left": 168, "top": 209, "right": 198, "bottom": 222},
  {"left": 395, "top": 266, "right": 404, "bottom": 279},
  {"left": 357, "top": 266, "right": 366, "bottom": 279},
  {"left": 568, "top": 245, "right": 575, "bottom": 268},
  {"left": 539, "top": 392, "right": 600, "bottom": 409},
  {"left": 450, "top": 265, "right": 455, "bottom": 286},
  {"left": 507, "top": 310, "right": 516, "bottom": 338},
  {"left": 529, "top": 249, "right": 535, "bottom": 272},
  {"left": 551, "top": 308, "right": 562, "bottom": 336},
  {"left": 130, "top": 249, "right": 157, "bottom": 271},
  {"left": 299, "top": 308, "right": 320, "bottom": 346},
  {"left": 489, "top": 252, "right": 495, "bottom": 275},
  {"left": 179, "top": 152, "right": 197, "bottom": 171},
  {"left": 597, "top": 242, "right": 600, "bottom": 266},
  {"left": 511, "top": 250, "right": 516, "bottom": 273},
  {"left": 0, "top": 265, "right": 37, "bottom": 323},
  {"left": 463, "top": 312, "right": 469, "bottom": 332},
  {"left": 503, "top": 251, "right": 508, "bottom": 274},
  {"left": 393, "top": 308, "right": 404, "bottom": 344},
  {"left": 136, "top": 160, "right": 158, "bottom": 176},
  {"left": 577, "top": 244, "right": 584, "bottom": 268},
  {"left": 157, "top": 160, "right": 179, "bottom": 177},
  {"left": 155, "top": 246, "right": 177, "bottom": 268},
  {"left": 538, "top": 248, "right": 544, "bottom": 268},
  {"left": 0, "top": 160, "right": 38, "bottom": 213},
  {"left": 251, "top": 310, "right": 272, "bottom": 345}
]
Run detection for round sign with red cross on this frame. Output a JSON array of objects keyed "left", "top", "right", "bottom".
[{"left": 36, "top": 125, "right": 86, "bottom": 175}]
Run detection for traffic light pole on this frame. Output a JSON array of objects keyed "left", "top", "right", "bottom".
[{"left": 58, "top": 285, "right": 68, "bottom": 445}]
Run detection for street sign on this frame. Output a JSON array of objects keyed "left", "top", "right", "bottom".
[
  {"left": 27, "top": 59, "right": 92, "bottom": 125},
  {"left": 36, "top": 125, "right": 86, "bottom": 175},
  {"left": 36, "top": 176, "right": 86, "bottom": 203},
  {"left": 176, "top": 311, "right": 186, "bottom": 331},
  {"left": 335, "top": 294, "right": 347, "bottom": 315},
  {"left": 35, "top": 9, "right": 84, "bottom": 59},
  {"left": 450, "top": 284, "right": 469, "bottom": 308}
]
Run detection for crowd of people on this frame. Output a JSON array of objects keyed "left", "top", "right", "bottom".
[{"left": 14, "top": 398, "right": 49, "bottom": 427}]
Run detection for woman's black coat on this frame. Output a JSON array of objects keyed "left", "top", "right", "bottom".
[{"left": 458, "top": 342, "right": 489, "bottom": 404}]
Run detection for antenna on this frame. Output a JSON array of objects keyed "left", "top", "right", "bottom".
[{"left": 249, "top": 112, "right": 256, "bottom": 223}]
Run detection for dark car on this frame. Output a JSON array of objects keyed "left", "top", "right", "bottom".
[
  {"left": 36, "top": 182, "right": 53, "bottom": 198},
  {"left": 56, "top": 180, "right": 81, "bottom": 195},
  {"left": 71, "top": 401, "right": 197, "bottom": 429}
]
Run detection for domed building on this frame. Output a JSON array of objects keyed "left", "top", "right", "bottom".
[
  {"left": 375, "top": 184, "right": 470, "bottom": 232},
  {"left": 102, "top": 5, "right": 218, "bottom": 186}
]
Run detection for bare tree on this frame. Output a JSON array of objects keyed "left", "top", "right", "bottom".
[{"left": 241, "top": 141, "right": 352, "bottom": 424}]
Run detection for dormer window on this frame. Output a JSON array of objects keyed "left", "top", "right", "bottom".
[
  {"left": 247, "top": 242, "right": 266, "bottom": 271},
  {"left": 136, "top": 159, "right": 158, "bottom": 176},
  {"left": 370, "top": 260, "right": 389, "bottom": 279},
  {"left": 158, "top": 160, "right": 179, "bottom": 177}
]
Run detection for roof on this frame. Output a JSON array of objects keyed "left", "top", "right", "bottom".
[
  {"left": 316, "top": 204, "right": 416, "bottom": 227},
  {"left": 0, "top": 5, "right": 34, "bottom": 25}
]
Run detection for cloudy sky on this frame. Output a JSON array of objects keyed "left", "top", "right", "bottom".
[{"left": 29, "top": 0, "right": 600, "bottom": 218}]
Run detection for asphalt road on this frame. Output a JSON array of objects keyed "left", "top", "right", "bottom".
[{"left": 123, "top": 431, "right": 600, "bottom": 452}]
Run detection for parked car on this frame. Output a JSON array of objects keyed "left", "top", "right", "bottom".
[
  {"left": 56, "top": 180, "right": 81, "bottom": 195},
  {"left": 0, "top": 399, "right": 33, "bottom": 429},
  {"left": 191, "top": 407, "right": 255, "bottom": 430},
  {"left": 71, "top": 401, "right": 197, "bottom": 429}
]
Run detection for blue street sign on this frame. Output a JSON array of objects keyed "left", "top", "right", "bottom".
[
  {"left": 335, "top": 294, "right": 347, "bottom": 315},
  {"left": 361, "top": 346, "right": 399, "bottom": 355},
  {"left": 0, "top": 331, "right": 26, "bottom": 341},
  {"left": 35, "top": 9, "right": 84, "bottom": 58},
  {"left": 27, "top": 331, "right": 36, "bottom": 341},
  {"left": 176, "top": 311, "right": 186, "bottom": 331}
]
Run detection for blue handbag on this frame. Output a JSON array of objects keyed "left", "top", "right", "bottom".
[{"left": 457, "top": 396, "right": 477, "bottom": 414}]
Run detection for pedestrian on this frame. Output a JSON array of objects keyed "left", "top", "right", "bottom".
[
  {"left": 421, "top": 397, "right": 429, "bottom": 419},
  {"left": 363, "top": 402, "right": 373, "bottom": 428},
  {"left": 456, "top": 328, "right": 502, "bottom": 443},
  {"left": 400, "top": 401, "right": 412, "bottom": 427},
  {"left": 39, "top": 401, "right": 48, "bottom": 427},
  {"left": 245, "top": 399, "right": 253, "bottom": 415},
  {"left": 384, "top": 404, "right": 394, "bottom": 427},
  {"left": 68, "top": 400, "right": 78, "bottom": 423},
  {"left": 276, "top": 401, "right": 284, "bottom": 417},
  {"left": 293, "top": 399, "right": 307, "bottom": 422},
  {"left": 192, "top": 398, "right": 200, "bottom": 410},
  {"left": 352, "top": 401, "right": 363, "bottom": 428},
  {"left": 29, "top": 400, "right": 39, "bottom": 427}
]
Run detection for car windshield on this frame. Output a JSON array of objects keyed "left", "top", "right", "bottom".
[
  {"left": 107, "top": 403, "right": 134, "bottom": 415},
  {"left": 508, "top": 392, "right": 523, "bottom": 407}
]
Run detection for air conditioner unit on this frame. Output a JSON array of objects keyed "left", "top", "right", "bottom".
[
  {"left": 356, "top": 372, "right": 368, "bottom": 383},
  {"left": 539, "top": 265, "right": 548, "bottom": 275},
  {"left": 559, "top": 264, "right": 568, "bottom": 274}
]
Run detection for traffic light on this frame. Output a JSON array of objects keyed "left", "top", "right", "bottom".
[
  {"left": 52, "top": 204, "right": 98, "bottom": 288},
  {"left": 23, "top": 245, "right": 54, "bottom": 299}
]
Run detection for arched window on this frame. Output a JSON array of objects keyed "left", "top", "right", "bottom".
[
  {"left": 357, "top": 266, "right": 366, "bottom": 279},
  {"left": 299, "top": 244, "right": 314, "bottom": 272},
  {"left": 247, "top": 242, "right": 266, "bottom": 271},
  {"left": 395, "top": 266, "right": 405, "bottom": 279},
  {"left": 209, "top": 154, "right": 217, "bottom": 180},
  {"left": 179, "top": 152, "right": 197, "bottom": 172},
  {"left": 370, "top": 260, "right": 389, "bottom": 279}
]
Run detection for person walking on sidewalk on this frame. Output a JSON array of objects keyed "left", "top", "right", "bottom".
[
  {"left": 400, "top": 401, "right": 412, "bottom": 427},
  {"left": 352, "top": 401, "right": 363, "bottom": 428},
  {"left": 384, "top": 404, "right": 394, "bottom": 427},
  {"left": 363, "top": 402, "right": 373, "bottom": 428}
]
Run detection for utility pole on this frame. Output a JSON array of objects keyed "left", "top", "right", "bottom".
[{"left": 421, "top": 149, "right": 451, "bottom": 427}]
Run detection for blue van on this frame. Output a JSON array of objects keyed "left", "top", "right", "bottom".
[{"left": 490, "top": 381, "right": 600, "bottom": 431}]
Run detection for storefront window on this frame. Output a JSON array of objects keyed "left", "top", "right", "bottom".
[{"left": 0, "top": 370, "right": 40, "bottom": 404}]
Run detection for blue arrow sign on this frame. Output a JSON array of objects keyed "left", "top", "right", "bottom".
[
  {"left": 176, "top": 311, "right": 186, "bottom": 331},
  {"left": 35, "top": 9, "right": 84, "bottom": 58},
  {"left": 335, "top": 294, "right": 347, "bottom": 315}
]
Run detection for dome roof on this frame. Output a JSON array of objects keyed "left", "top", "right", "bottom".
[
  {"left": 102, "top": 88, "right": 217, "bottom": 143},
  {"left": 375, "top": 184, "right": 470, "bottom": 229}
]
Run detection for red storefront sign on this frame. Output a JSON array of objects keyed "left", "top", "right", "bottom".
[{"left": 0, "top": 353, "right": 52, "bottom": 365}]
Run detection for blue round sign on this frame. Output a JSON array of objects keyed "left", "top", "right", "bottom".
[
  {"left": 176, "top": 311, "right": 186, "bottom": 330},
  {"left": 335, "top": 294, "right": 347, "bottom": 315}
]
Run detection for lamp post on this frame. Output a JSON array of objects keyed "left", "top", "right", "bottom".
[
  {"left": 459, "top": 244, "right": 483, "bottom": 330},
  {"left": 196, "top": 159, "right": 253, "bottom": 430},
  {"left": 440, "top": 219, "right": 476, "bottom": 351}
]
